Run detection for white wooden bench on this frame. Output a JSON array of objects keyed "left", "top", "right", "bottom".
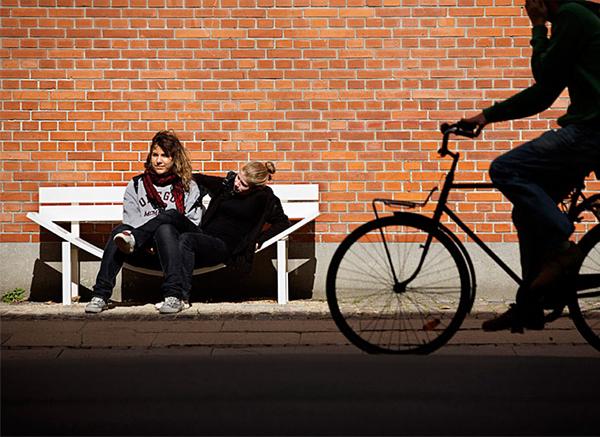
[{"left": 26, "top": 184, "right": 320, "bottom": 306}]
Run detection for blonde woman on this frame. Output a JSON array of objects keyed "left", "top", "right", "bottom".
[
  {"left": 178, "top": 161, "right": 291, "bottom": 302},
  {"left": 86, "top": 130, "right": 203, "bottom": 314}
]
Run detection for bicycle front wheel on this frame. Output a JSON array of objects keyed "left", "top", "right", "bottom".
[
  {"left": 326, "top": 213, "right": 471, "bottom": 354},
  {"left": 570, "top": 224, "right": 600, "bottom": 351}
]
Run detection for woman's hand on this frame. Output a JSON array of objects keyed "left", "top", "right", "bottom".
[{"left": 525, "top": 0, "right": 547, "bottom": 26}]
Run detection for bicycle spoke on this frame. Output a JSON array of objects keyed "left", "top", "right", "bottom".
[
  {"left": 570, "top": 223, "right": 600, "bottom": 352},
  {"left": 327, "top": 214, "right": 470, "bottom": 354}
]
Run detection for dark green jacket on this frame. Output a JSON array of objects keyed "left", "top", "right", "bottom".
[{"left": 484, "top": 0, "right": 600, "bottom": 126}]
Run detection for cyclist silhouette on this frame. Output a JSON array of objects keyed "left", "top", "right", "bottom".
[{"left": 462, "top": 0, "right": 600, "bottom": 332}]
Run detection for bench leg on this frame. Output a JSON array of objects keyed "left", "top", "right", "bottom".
[
  {"left": 276, "top": 238, "right": 289, "bottom": 304},
  {"left": 61, "top": 242, "right": 72, "bottom": 305},
  {"left": 70, "top": 222, "right": 80, "bottom": 302},
  {"left": 71, "top": 245, "right": 79, "bottom": 301},
  {"left": 61, "top": 242, "right": 80, "bottom": 305}
]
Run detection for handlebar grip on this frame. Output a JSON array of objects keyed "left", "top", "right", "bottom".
[
  {"left": 456, "top": 120, "right": 479, "bottom": 134},
  {"left": 440, "top": 121, "right": 482, "bottom": 138}
]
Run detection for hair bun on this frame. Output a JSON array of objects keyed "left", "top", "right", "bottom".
[{"left": 265, "top": 161, "right": 276, "bottom": 175}]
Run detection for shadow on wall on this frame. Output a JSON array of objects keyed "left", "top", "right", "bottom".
[{"left": 28, "top": 224, "right": 317, "bottom": 303}]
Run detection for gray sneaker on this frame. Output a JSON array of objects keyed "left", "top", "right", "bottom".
[
  {"left": 159, "top": 296, "right": 184, "bottom": 314},
  {"left": 114, "top": 231, "right": 135, "bottom": 254},
  {"left": 85, "top": 297, "right": 108, "bottom": 314},
  {"left": 155, "top": 300, "right": 190, "bottom": 311}
]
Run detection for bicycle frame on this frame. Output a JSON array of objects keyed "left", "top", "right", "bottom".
[
  {"left": 373, "top": 124, "right": 594, "bottom": 293},
  {"left": 431, "top": 141, "right": 522, "bottom": 286}
]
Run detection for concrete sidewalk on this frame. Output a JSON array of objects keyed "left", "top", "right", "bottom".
[{"left": 1, "top": 299, "right": 598, "bottom": 357}]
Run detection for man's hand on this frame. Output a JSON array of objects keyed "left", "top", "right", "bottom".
[
  {"left": 461, "top": 112, "right": 488, "bottom": 129},
  {"left": 525, "top": 0, "right": 547, "bottom": 26}
]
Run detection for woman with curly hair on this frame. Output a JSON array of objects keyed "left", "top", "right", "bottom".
[{"left": 86, "top": 130, "right": 203, "bottom": 314}]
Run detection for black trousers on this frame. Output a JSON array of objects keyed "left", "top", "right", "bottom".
[
  {"left": 179, "top": 231, "right": 230, "bottom": 301},
  {"left": 92, "top": 210, "right": 198, "bottom": 301}
]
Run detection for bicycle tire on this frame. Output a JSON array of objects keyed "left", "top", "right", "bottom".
[
  {"left": 570, "top": 223, "right": 600, "bottom": 352},
  {"left": 326, "top": 213, "right": 472, "bottom": 354}
]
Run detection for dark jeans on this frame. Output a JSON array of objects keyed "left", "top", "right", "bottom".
[
  {"left": 179, "top": 231, "right": 230, "bottom": 301},
  {"left": 92, "top": 211, "right": 199, "bottom": 301},
  {"left": 489, "top": 123, "right": 600, "bottom": 298},
  {"left": 129, "top": 209, "right": 198, "bottom": 250}
]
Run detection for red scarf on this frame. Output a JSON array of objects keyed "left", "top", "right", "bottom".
[{"left": 142, "top": 170, "right": 185, "bottom": 214}]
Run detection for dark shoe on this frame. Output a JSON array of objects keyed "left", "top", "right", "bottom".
[
  {"left": 530, "top": 242, "right": 583, "bottom": 292},
  {"left": 482, "top": 304, "right": 544, "bottom": 333},
  {"left": 539, "top": 283, "right": 570, "bottom": 310}
]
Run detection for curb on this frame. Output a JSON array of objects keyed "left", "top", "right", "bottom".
[{"left": 2, "top": 301, "right": 597, "bottom": 356}]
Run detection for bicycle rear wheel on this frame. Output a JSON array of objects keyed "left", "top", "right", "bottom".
[
  {"left": 326, "top": 213, "right": 471, "bottom": 354},
  {"left": 570, "top": 224, "right": 600, "bottom": 351}
]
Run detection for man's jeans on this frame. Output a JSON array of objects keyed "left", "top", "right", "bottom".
[
  {"left": 489, "top": 123, "right": 600, "bottom": 286},
  {"left": 92, "top": 211, "right": 198, "bottom": 301}
]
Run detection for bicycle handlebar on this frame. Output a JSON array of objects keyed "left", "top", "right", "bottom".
[
  {"left": 440, "top": 121, "right": 482, "bottom": 138},
  {"left": 438, "top": 121, "right": 482, "bottom": 157}
]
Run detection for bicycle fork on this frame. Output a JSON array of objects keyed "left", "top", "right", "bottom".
[{"left": 371, "top": 146, "right": 461, "bottom": 294}]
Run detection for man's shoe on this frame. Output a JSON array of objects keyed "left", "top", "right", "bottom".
[
  {"left": 482, "top": 304, "right": 545, "bottom": 333},
  {"left": 85, "top": 296, "right": 108, "bottom": 314},
  {"left": 159, "top": 296, "right": 185, "bottom": 314},
  {"left": 114, "top": 231, "right": 135, "bottom": 254},
  {"left": 530, "top": 242, "right": 583, "bottom": 292}
]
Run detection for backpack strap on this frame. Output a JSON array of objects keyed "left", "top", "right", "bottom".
[
  {"left": 132, "top": 174, "right": 144, "bottom": 195},
  {"left": 187, "top": 184, "right": 208, "bottom": 214}
]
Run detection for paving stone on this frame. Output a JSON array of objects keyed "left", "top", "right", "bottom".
[
  {"left": 152, "top": 331, "right": 301, "bottom": 347},
  {"left": 1, "top": 332, "right": 11, "bottom": 345},
  {"left": 1, "top": 320, "right": 86, "bottom": 333},
  {"left": 82, "top": 329, "right": 156, "bottom": 348},
  {"left": 221, "top": 319, "right": 337, "bottom": 333},
  {"left": 299, "top": 331, "right": 349, "bottom": 346},
  {"left": 448, "top": 329, "right": 587, "bottom": 345},
  {"left": 3, "top": 331, "right": 82, "bottom": 347}
]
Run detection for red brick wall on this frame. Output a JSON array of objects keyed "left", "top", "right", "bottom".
[{"left": 0, "top": 1, "right": 577, "bottom": 244}]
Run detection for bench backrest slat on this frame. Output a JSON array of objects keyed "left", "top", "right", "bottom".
[
  {"left": 38, "top": 184, "right": 319, "bottom": 222},
  {"left": 270, "top": 184, "right": 319, "bottom": 201},
  {"left": 281, "top": 202, "right": 320, "bottom": 219},
  {"left": 39, "top": 186, "right": 126, "bottom": 203},
  {"left": 39, "top": 205, "right": 124, "bottom": 222}
]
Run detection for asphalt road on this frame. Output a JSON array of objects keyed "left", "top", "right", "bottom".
[{"left": 2, "top": 350, "right": 599, "bottom": 436}]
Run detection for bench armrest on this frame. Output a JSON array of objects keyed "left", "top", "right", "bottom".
[{"left": 256, "top": 212, "right": 320, "bottom": 253}]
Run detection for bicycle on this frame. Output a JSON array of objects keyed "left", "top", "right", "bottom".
[{"left": 326, "top": 121, "right": 600, "bottom": 354}]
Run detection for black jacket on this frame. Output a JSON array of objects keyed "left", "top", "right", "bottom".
[{"left": 193, "top": 172, "right": 291, "bottom": 272}]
